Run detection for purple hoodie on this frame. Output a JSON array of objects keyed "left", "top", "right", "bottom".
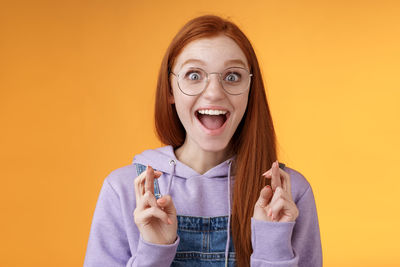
[{"left": 84, "top": 146, "right": 322, "bottom": 266}]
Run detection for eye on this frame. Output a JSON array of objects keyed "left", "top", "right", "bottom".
[
  {"left": 184, "top": 71, "right": 203, "bottom": 81},
  {"left": 224, "top": 72, "right": 241, "bottom": 83}
]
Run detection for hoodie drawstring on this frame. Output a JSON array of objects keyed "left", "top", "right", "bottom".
[
  {"left": 166, "top": 159, "right": 176, "bottom": 196},
  {"left": 225, "top": 159, "right": 233, "bottom": 267}
]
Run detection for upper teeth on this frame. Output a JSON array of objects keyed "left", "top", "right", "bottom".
[{"left": 198, "top": 109, "right": 227, "bottom": 115}]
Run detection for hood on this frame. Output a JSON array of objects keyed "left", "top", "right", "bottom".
[{"left": 132, "top": 145, "right": 235, "bottom": 179}]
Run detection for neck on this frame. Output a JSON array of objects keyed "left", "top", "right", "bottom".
[{"left": 174, "top": 140, "right": 232, "bottom": 175}]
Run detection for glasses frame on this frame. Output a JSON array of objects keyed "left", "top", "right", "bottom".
[{"left": 170, "top": 66, "right": 253, "bottom": 96}]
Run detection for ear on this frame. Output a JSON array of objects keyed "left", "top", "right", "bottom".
[{"left": 168, "top": 89, "right": 175, "bottom": 104}]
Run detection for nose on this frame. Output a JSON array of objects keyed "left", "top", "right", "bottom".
[{"left": 202, "top": 73, "right": 225, "bottom": 100}]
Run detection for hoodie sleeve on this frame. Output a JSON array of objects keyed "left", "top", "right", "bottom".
[
  {"left": 84, "top": 178, "right": 179, "bottom": 267},
  {"left": 250, "top": 185, "right": 322, "bottom": 267}
]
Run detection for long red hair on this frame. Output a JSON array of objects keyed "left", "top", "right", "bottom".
[{"left": 154, "top": 15, "right": 277, "bottom": 267}]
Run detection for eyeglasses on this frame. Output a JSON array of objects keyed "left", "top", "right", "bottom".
[{"left": 170, "top": 67, "right": 253, "bottom": 96}]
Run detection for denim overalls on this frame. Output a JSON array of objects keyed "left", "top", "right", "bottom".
[{"left": 135, "top": 163, "right": 236, "bottom": 266}]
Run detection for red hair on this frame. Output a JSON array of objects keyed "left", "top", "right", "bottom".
[{"left": 155, "top": 15, "right": 277, "bottom": 267}]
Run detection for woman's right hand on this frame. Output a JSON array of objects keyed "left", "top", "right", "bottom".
[{"left": 133, "top": 165, "right": 177, "bottom": 245}]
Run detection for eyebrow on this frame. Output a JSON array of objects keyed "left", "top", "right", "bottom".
[{"left": 180, "top": 58, "right": 248, "bottom": 69}]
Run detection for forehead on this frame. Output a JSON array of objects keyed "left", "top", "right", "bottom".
[{"left": 173, "top": 35, "right": 249, "bottom": 70}]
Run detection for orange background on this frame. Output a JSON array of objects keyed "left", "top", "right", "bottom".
[{"left": 1, "top": 0, "right": 400, "bottom": 266}]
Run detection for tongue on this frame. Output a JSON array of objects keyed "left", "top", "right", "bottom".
[{"left": 198, "top": 114, "right": 225, "bottom": 130}]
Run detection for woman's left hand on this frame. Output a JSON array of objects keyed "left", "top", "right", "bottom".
[{"left": 253, "top": 160, "right": 299, "bottom": 222}]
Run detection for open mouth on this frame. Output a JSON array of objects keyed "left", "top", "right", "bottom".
[{"left": 195, "top": 109, "right": 229, "bottom": 130}]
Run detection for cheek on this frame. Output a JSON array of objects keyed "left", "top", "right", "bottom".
[
  {"left": 235, "top": 95, "right": 249, "bottom": 117},
  {"left": 173, "top": 92, "right": 185, "bottom": 111},
  {"left": 172, "top": 92, "right": 194, "bottom": 122}
]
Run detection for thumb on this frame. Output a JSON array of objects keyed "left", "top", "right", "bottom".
[
  {"left": 156, "top": 195, "right": 176, "bottom": 215},
  {"left": 255, "top": 185, "right": 273, "bottom": 208}
]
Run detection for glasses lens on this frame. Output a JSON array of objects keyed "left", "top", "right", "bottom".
[
  {"left": 177, "top": 68, "right": 207, "bottom": 95},
  {"left": 221, "top": 67, "right": 251, "bottom": 95},
  {"left": 176, "top": 67, "right": 251, "bottom": 95}
]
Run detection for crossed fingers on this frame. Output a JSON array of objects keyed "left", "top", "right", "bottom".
[
  {"left": 262, "top": 161, "right": 292, "bottom": 200},
  {"left": 134, "top": 165, "right": 162, "bottom": 206},
  {"left": 255, "top": 160, "right": 298, "bottom": 222}
]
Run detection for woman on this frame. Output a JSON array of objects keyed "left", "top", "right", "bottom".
[{"left": 84, "top": 15, "right": 322, "bottom": 267}]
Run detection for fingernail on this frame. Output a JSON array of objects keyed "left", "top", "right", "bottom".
[
  {"left": 167, "top": 218, "right": 172, "bottom": 225},
  {"left": 263, "top": 170, "right": 271, "bottom": 176}
]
